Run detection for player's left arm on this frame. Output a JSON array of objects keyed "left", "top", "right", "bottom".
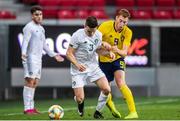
[
  {"left": 112, "top": 28, "right": 132, "bottom": 57},
  {"left": 96, "top": 47, "right": 115, "bottom": 60},
  {"left": 43, "top": 40, "right": 64, "bottom": 62},
  {"left": 111, "top": 45, "right": 129, "bottom": 57}
]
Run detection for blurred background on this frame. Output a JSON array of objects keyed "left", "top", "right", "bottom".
[{"left": 0, "top": 0, "right": 180, "bottom": 100}]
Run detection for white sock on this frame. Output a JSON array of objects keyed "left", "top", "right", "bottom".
[
  {"left": 23, "top": 86, "right": 34, "bottom": 111},
  {"left": 30, "top": 88, "right": 35, "bottom": 109},
  {"left": 96, "top": 92, "right": 108, "bottom": 112}
]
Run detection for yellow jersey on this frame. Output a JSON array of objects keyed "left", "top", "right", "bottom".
[{"left": 98, "top": 20, "right": 132, "bottom": 62}]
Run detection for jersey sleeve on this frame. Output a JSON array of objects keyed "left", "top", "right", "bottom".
[
  {"left": 124, "top": 28, "right": 132, "bottom": 47},
  {"left": 43, "top": 40, "right": 57, "bottom": 57},
  {"left": 21, "top": 25, "right": 31, "bottom": 55},
  {"left": 69, "top": 33, "right": 79, "bottom": 49}
]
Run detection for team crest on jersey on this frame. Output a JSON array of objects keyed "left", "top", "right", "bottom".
[
  {"left": 29, "top": 72, "right": 33, "bottom": 75},
  {"left": 121, "top": 35, "right": 125, "bottom": 42},
  {"left": 94, "top": 39, "right": 98, "bottom": 45},
  {"left": 72, "top": 81, "right": 76, "bottom": 86}
]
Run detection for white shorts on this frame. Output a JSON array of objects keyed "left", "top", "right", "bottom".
[
  {"left": 71, "top": 67, "right": 105, "bottom": 88},
  {"left": 23, "top": 61, "right": 42, "bottom": 79}
]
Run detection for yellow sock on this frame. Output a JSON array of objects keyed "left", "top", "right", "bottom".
[
  {"left": 106, "top": 93, "right": 115, "bottom": 111},
  {"left": 120, "top": 85, "right": 136, "bottom": 113},
  {"left": 106, "top": 93, "right": 121, "bottom": 118}
]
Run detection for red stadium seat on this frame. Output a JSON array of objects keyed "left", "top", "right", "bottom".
[
  {"left": 42, "top": 9, "right": 58, "bottom": 19},
  {"left": 156, "top": 0, "right": 175, "bottom": 7},
  {"left": 153, "top": 10, "right": 172, "bottom": 19},
  {"left": 59, "top": 0, "right": 76, "bottom": 7},
  {"left": 76, "top": 0, "right": 92, "bottom": 7},
  {"left": 91, "top": 0, "right": 106, "bottom": 7},
  {"left": 132, "top": 10, "right": 152, "bottom": 19},
  {"left": 173, "top": 9, "right": 180, "bottom": 19},
  {"left": 58, "top": 10, "right": 75, "bottom": 19},
  {"left": 177, "top": 0, "right": 180, "bottom": 6},
  {"left": 115, "top": 0, "right": 135, "bottom": 7},
  {"left": 0, "top": 10, "right": 16, "bottom": 19},
  {"left": 75, "top": 10, "right": 89, "bottom": 19},
  {"left": 136, "top": 0, "right": 155, "bottom": 7},
  {"left": 38, "top": 0, "right": 60, "bottom": 6},
  {"left": 90, "top": 10, "right": 108, "bottom": 19}
]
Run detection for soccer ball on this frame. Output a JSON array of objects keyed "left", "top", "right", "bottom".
[{"left": 48, "top": 105, "right": 64, "bottom": 120}]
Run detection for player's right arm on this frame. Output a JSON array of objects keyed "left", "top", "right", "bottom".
[
  {"left": 66, "top": 46, "right": 86, "bottom": 72},
  {"left": 21, "top": 25, "right": 31, "bottom": 61}
]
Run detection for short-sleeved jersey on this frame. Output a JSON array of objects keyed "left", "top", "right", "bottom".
[
  {"left": 69, "top": 28, "right": 102, "bottom": 75},
  {"left": 21, "top": 21, "right": 57, "bottom": 64},
  {"left": 98, "top": 20, "right": 132, "bottom": 62}
]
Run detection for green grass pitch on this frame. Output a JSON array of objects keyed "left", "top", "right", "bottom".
[{"left": 0, "top": 97, "right": 180, "bottom": 120}]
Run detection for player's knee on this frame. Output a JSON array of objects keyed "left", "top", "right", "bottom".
[
  {"left": 102, "top": 88, "right": 111, "bottom": 96},
  {"left": 33, "top": 79, "right": 39, "bottom": 88},
  {"left": 76, "top": 96, "right": 84, "bottom": 104},
  {"left": 25, "top": 78, "right": 35, "bottom": 88}
]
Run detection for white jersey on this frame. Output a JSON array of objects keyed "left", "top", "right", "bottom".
[
  {"left": 70, "top": 28, "right": 102, "bottom": 75},
  {"left": 21, "top": 21, "right": 57, "bottom": 64}
]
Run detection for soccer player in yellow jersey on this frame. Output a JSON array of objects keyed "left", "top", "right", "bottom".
[{"left": 94, "top": 9, "right": 138, "bottom": 119}]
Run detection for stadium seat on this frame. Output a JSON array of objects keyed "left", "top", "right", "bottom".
[
  {"left": 177, "top": 0, "right": 180, "bottom": 6},
  {"left": 90, "top": 10, "right": 108, "bottom": 19},
  {"left": 115, "top": 0, "right": 135, "bottom": 7},
  {"left": 91, "top": 0, "right": 106, "bottom": 7},
  {"left": 76, "top": 0, "right": 92, "bottom": 7},
  {"left": 156, "top": 0, "right": 175, "bottom": 7},
  {"left": 38, "top": 0, "right": 60, "bottom": 6},
  {"left": 173, "top": 9, "right": 180, "bottom": 19},
  {"left": 153, "top": 10, "right": 172, "bottom": 19},
  {"left": 136, "top": 0, "right": 155, "bottom": 7},
  {"left": 42, "top": 9, "right": 58, "bottom": 19},
  {"left": 59, "top": 0, "right": 76, "bottom": 7},
  {"left": 75, "top": 10, "right": 89, "bottom": 19},
  {"left": 132, "top": 10, "right": 152, "bottom": 19},
  {"left": 58, "top": 10, "right": 75, "bottom": 19},
  {"left": 0, "top": 10, "right": 16, "bottom": 19}
]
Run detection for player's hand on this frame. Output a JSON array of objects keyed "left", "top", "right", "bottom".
[
  {"left": 111, "top": 46, "right": 119, "bottom": 53},
  {"left": 102, "top": 42, "right": 111, "bottom": 51},
  {"left": 21, "top": 54, "right": 27, "bottom": 62},
  {"left": 109, "top": 51, "right": 116, "bottom": 60},
  {"left": 54, "top": 55, "right": 64, "bottom": 62},
  {"left": 76, "top": 64, "right": 86, "bottom": 72}
]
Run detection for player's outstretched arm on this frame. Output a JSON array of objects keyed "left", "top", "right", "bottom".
[
  {"left": 54, "top": 54, "right": 64, "bottom": 62},
  {"left": 102, "top": 41, "right": 111, "bottom": 51},
  {"left": 112, "top": 44, "right": 128, "bottom": 57},
  {"left": 96, "top": 48, "right": 116, "bottom": 60}
]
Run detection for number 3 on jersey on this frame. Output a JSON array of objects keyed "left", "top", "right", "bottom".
[{"left": 88, "top": 44, "right": 94, "bottom": 51}]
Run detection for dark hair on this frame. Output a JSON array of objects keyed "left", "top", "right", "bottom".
[
  {"left": 30, "top": 5, "right": 42, "bottom": 14},
  {"left": 116, "top": 9, "right": 131, "bottom": 18},
  {"left": 85, "top": 16, "right": 98, "bottom": 28}
]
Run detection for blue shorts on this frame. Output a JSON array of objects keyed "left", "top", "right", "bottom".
[{"left": 99, "top": 58, "right": 126, "bottom": 82}]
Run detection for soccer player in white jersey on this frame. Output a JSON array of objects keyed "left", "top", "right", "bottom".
[
  {"left": 21, "top": 5, "right": 64, "bottom": 115},
  {"left": 66, "top": 16, "right": 115, "bottom": 117}
]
